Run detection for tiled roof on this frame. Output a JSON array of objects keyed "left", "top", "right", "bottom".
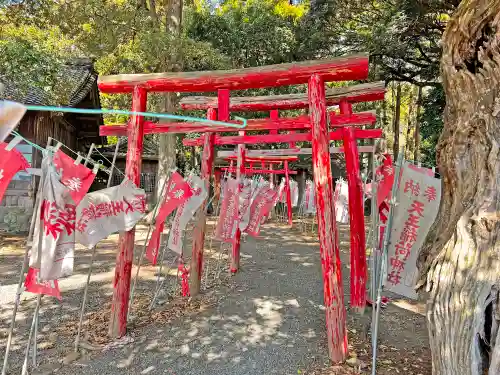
[{"left": 0, "top": 58, "right": 97, "bottom": 107}]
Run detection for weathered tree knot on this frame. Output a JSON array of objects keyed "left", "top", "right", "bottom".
[{"left": 492, "top": 97, "right": 500, "bottom": 117}]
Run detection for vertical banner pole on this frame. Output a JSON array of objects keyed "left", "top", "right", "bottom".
[
  {"left": 340, "top": 100, "right": 367, "bottom": 312},
  {"left": 109, "top": 86, "right": 147, "bottom": 338},
  {"left": 231, "top": 135, "right": 245, "bottom": 273},
  {"left": 370, "top": 154, "right": 379, "bottom": 345},
  {"left": 2, "top": 139, "right": 52, "bottom": 375},
  {"left": 75, "top": 149, "right": 117, "bottom": 352},
  {"left": 309, "top": 74, "right": 347, "bottom": 363},
  {"left": 190, "top": 108, "right": 216, "bottom": 295},
  {"left": 372, "top": 152, "right": 404, "bottom": 375},
  {"left": 284, "top": 161, "right": 293, "bottom": 226}
]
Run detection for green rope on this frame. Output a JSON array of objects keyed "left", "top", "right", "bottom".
[{"left": 23, "top": 105, "right": 247, "bottom": 129}]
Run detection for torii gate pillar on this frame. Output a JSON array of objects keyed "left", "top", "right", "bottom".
[
  {"left": 109, "top": 87, "right": 146, "bottom": 338},
  {"left": 340, "top": 100, "right": 367, "bottom": 311},
  {"left": 190, "top": 108, "right": 216, "bottom": 296},
  {"left": 309, "top": 74, "right": 348, "bottom": 362}
]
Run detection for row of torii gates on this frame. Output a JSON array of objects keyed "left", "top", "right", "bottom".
[{"left": 98, "top": 53, "right": 385, "bottom": 362}]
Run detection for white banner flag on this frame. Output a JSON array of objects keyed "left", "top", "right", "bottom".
[
  {"left": 334, "top": 179, "right": 349, "bottom": 224},
  {"left": 386, "top": 162, "right": 441, "bottom": 299},
  {"left": 238, "top": 178, "right": 253, "bottom": 231},
  {"left": 75, "top": 180, "right": 146, "bottom": 248},
  {"left": 290, "top": 180, "right": 299, "bottom": 207},
  {"left": 167, "top": 175, "right": 208, "bottom": 254},
  {"left": 30, "top": 156, "right": 76, "bottom": 281},
  {"left": 0, "top": 101, "right": 26, "bottom": 143},
  {"left": 303, "top": 180, "right": 316, "bottom": 214}
]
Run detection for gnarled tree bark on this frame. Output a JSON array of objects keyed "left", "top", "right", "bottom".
[{"left": 417, "top": 1, "right": 500, "bottom": 374}]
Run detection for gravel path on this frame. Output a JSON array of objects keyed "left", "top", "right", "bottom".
[{"left": 52, "top": 223, "right": 331, "bottom": 375}]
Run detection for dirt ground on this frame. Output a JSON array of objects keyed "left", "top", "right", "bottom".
[{"left": 0, "top": 218, "right": 431, "bottom": 375}]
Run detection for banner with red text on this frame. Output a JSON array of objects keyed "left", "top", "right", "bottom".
[
  {"left": 385, "top": 162, "right": 441, "bottom": 299},
  {"left": 215, "top": 178, "right": 239, "bottom": 242},
  {"left": 75, "top": 180, "right": 146, "bottom": 249},
  {"left": 146, "top": 172, "right": 193, "bottom": 265},
  {"left": 24, "top": 267, "right": 62, "bottom": 300},
  {"left": 238, "top": 178, "right": 253, "bottom": 231},
  {"left": 376, "top": 154, "right": 395, "bottom": 208},
  {"left": 53, "top": 150, "right": 96, "bottom": 205},
  {"left": 167, "top": 175, "right": 208, "bottom": 254},
  {"left": 30, "top": 156, "right": 76, "bottom": 281},
  {"left": 245, "top": 187, "right": 278, "bottom": 237}
]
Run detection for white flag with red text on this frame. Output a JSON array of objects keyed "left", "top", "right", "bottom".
[
  {"left": 167, "top": 175, "right": 208, "bottom": 254},
  {"left": 30, "top": 156, "right": 76, "bottom": 281},
  {"left": 385, "top": 162, "right": 441, "bottom": 299},
  {"left": 75, "top": 179, "right": 146, "bottom": 249},
  {"left": 237, "top": 178, "right": 253, "bottom": 231},
  {"left": 145, "top": 171, "right": 193, "bottom": 265},
  {"left": 215, "top": 178, "right": 239, "bottom": 242}
]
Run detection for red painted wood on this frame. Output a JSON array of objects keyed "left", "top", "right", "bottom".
[
  {"left": 284, "top": 161, "right": 293, "bottom": 226},
  {"left": 99, "top": 112, "right": 376, "bottom": 137},
  {"left": 309, "top": 74, "right": 347, "bottom": 362},
  {"left": 183, "top": 128, "right": 382, "bottom": 146},
  {"left": 98, "top": 55, "right": 369, "bottom": 93},
  {"left": 109, "top": 87, "right": 147, "bottom": 338},
  {"left": 180, "top": 81, "right": 385, "bottom": 111},
  {"left": 231, "top": 138, "right": 245, "bottom": 273},
  {"left": 217, "top": 145, "right": 376, "bottom": 158},
  {"left": 341, "top": 100, "right": 367, "bottom": 311},
  {"left": 190, "top": 108, "right": 216, "bottom": 296},
  {"left": 218, "top": 89, "right": 230, "bottom": 122},
  {"left": 224, "top": 155, "right": 299, "bottom": 163},
  {"left": 220, "top": 168, "right": 298, "bottom": 175},
  {"left": 343, "top": 126, "right": 367, "bottom": 310},
  {"left": 270, "top": 110, "right": 279, "bottom": 135}
]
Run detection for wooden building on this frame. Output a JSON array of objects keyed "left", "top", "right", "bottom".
[{"left": 0, "top": 58, "right": 103, "bottom": 232}]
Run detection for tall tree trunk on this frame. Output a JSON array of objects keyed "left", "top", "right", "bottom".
[
  {"left": 405, "top": 86, "right": 414, "bottom": 159},
  {"left": 393, "top": 82, "right": 402, "bottom": 160},
  {"left": 417, "top": 1, "right": 500, "bottom": 374},
  {"left": 414, "top": 86, "right": 422, "bottom": 162},
  {"left": 157, "top": 0, "right": 183, "bottom": 197}
]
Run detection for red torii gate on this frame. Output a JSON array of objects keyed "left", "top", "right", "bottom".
[
  {"left": 220, "top": 155, "right": 299, "bottom": 226},
  {"left": 99, "top": 54, "right": 373, "bottom": 362},
  {"left": 180, "top": 82, "right": 385, "bottom": 314}
]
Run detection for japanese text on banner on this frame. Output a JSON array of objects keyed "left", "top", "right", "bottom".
[{"left": 386, "top": 162, "right": 441, "bottom": 299}]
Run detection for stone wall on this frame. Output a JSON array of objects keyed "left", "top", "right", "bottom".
[{"left": 0, "top": 179, "right": 33, "bottom": 233}]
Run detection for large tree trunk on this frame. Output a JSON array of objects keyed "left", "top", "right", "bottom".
[
  {"left": 157, "top": 0, "right": 183, "bottom": 196},
  {"left": 417, "top": 1, "right": 500, "bottom": 374}
]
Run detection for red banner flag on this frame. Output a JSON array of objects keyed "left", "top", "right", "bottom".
[
  {"left": 24, "top": 267, "right": 62, "bottom": 300},
  {"left": 146, "top": 172, "right": 193, "bottom": 265},
  {"left": 376, "top": 154, "right": 394, "bottom": 208},
  {"left": 0, "top": 142, "right": 30, "bottom": 203},
  {"left": 53, "top": 150, "right": 96, "bottom": 205},
  {"left": 245, "top": 187, "right": 278, "bottom": 237},
  {"left": 215, "top": 178, "right": 239, "bottom": 242}
]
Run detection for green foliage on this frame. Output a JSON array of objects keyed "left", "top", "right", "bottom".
[
  {"left": 419, "top": 86, "right": 445, "bottom": 166},
  {"left": 0, "top": 17, "right": 77, "bottom": 104},
  {"left": 0, "top": 0, "right": 448, "bottom": 167}
]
